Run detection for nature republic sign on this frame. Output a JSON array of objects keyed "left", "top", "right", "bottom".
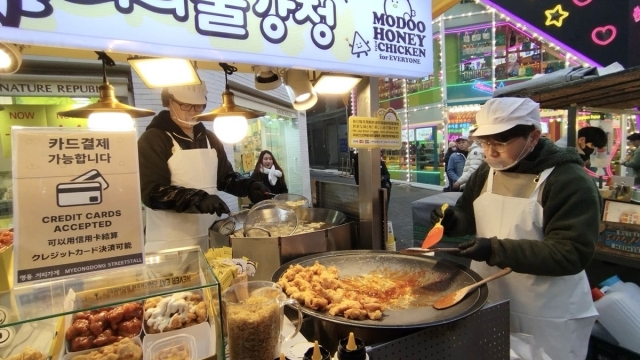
[{"left": 0, "top": 0, "right": 433, "bottom": 78}]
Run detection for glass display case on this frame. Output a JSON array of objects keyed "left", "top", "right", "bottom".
[{"left": 0, "top": 247, "right": 223, "bottom": 360}]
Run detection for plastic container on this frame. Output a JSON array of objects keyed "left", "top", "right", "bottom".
[
  {"left": 333, "top": 333, "right": 369, "bottom": 360},
  {"left": 145, "top": 334, "right": 197, "bottom": 360},
  {"left": 594, "top": 282, "right": 640, "bottom": 354},
  {"left": 599, "top": 276, "right": 640, "bottom": 306}
]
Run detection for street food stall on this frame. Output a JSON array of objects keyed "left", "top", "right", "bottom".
[{"left": 0, "top": 1, "right": 510, "bottom": 359}]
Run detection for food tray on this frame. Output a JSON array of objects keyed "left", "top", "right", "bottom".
[
  {"left": 63, "top": 337, "right": 143, "bottom": 360},
  {"left": 142, "top": 290, "right": 207, "bottom": 335},
  {"left": 65, "top": 302, "right": 143, "bottom": 354},
  {"left": 145, "top": 334, "right": 197, "bottom": 360}
]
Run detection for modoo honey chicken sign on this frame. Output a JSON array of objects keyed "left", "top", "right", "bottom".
[{"left": 12, "top": 128, "right": 144, "bottom": 284}]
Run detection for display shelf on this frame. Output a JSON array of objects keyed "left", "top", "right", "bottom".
[
  {"left": 0, "top": 247, "right": 220, "bottom": 329},
  {"left": 594, "top": 248, "right": 640, "bottom": 270}
]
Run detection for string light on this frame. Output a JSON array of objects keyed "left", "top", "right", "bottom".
[
  {"left": 439, "top": 15, "right": 448, "bottom": 144},
  {"left": 403, "top": 78, "right": 410, "bottom": 181},
  {"left": 491, "top": 9, "right": 496, "bottom": 91},
  {"left": 476, "top": 0, "right": 593, "bottom": 65}
]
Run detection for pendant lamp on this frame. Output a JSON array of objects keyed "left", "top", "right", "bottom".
[
  {"left": 195, "top": 63, "right": 265, "bottom": 143},
  {"left": 58, "top": 52, "right": 155, "bottom": 128}
]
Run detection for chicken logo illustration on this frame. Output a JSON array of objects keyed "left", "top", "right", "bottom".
[
  {"left": 378, "top": 108, "right": 400, "bottom": 121},
  {"left": 384, "top": 0, "right": 416, "bottom": 20},
  {"left": 346, "top": 31, "right": 371, "bottom": 58}
]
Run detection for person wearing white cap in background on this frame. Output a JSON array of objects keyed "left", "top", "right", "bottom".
[
  {"left": 445, "top": 136, "right": 469, "bottom": 192},
  {"left": 430, "top": 97, "right": 600, "bottom": 360},
  {"left": 452, "top": 125, "right": 485, "bottom": 191},
  {"left": 138, "top": 83, "right": 270, "bottom": 252}
]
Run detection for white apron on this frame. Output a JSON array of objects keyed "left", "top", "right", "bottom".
[
  {"left": 145, "top": 133, "right": 218, "bottom": 253},
  {"left": 472, "top": 167, "right": 598, "bottom": 360}
]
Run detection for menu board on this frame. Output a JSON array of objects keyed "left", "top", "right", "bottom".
[
  {"left": 416, "top": 127, "right": 433, "bottom": 141},
  {"left": 12, "top": 128, "right": 144, "bottom": 284}
]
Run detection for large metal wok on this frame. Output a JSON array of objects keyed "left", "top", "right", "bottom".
[{"left": 272, "top": 250, "right": 488, "bottom": 348}]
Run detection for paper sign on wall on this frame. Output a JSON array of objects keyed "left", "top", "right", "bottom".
[
  {"left": 348, "top": 108, "right": 402, "bottom": 149},
  {"left": 12, "top": 128, "right": 144, "bottom": 285}
]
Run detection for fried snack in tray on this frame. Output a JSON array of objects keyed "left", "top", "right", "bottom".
[
  {"left": 70, "top": 338, "right": 142, "bottom": 360},
  {"left": 277, "top": 261, "right": 386, "bottom": 321},
  {"left": 66, "top": 302, "right": 143, "bottom": 352},
  {"left": 2, "top": 347, "right": 46, "bottom": 360},
  {"left": 143, "top": 291, "right": 207, "bottom": 334}
]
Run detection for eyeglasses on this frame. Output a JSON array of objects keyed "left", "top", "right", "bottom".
[
  {"left": 172, "top": 99, "right": 205, "bottom": 112},
  {"left": 479, "top": 138, "right": 517, "bottom": 153}
]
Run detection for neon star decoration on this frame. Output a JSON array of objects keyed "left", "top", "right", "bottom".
[
  {"left": 545, "top": 5, "right": 569, "bottom": 27},
  {"left": 634, "top": 6, "right": 640, "bottom": 23}
]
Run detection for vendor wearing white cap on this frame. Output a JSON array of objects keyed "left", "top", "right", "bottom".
[
  {"left": 138, "top": 83, "right": 270, "bottom": 252},
  {"left": 431, "top": 97, "right": 600, "bottom": 360}
]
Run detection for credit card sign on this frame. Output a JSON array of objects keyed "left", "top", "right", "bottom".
[
  {"left": 12, "top": 128, "right": 145, "bottom": 284},
  {"left": 56, "top": 182, "right": 102, "bottom": 207}
]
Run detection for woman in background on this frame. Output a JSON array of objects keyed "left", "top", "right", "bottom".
[{"left": 251, "top": 150, "right": 288, "bottom": 194}]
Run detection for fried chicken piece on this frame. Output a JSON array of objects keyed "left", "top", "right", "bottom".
[
  {"left": 93, "top": 329, "right": 118, "bottom": 347},
  {"left": 367, "top": 310, "right": 383, "bottom": 320},
  {"left": 144, "top": 297, "right": 162, "bottom": 310},
  {"left": 319, "top": 271, "right": 341, "bottom": 290},
  {"left": 344, "top": 308, "right": 368, "bottom": 320},
  {"left": 363, "top": 303, "right": 385, "bottom": 312},
  {"left": 292, "top": 277, "right": 312, "bottom": 291},
  {"left": 193, "top": 301, "right": 207, "bottom": 323},
  {"left": 71, "top": 338, "right": 142, "bottom": 360},
  {"left": 66, "top": 319, "right": 91, "bottom": 340},
  {"left": 121, "top": 302, "right": 143, "bottom": 320},
  {"left": 74, "top": 311, "right": 92, "bottom": 321},
  {"left": 305, "top": 296, "right": 329, "bottom": 310},
  {"left": 106, "top": 306, "right": 124, "bottom": 326},
  {"left": 6, "top": 347, "right": 46, "bottom": 360},
  {"left": 328, "top": 300, "right": 362, "bottom": 316},
  {"left": 118, "top": 317, "right": 141, "bottom": 338},
  {"left": 89, "top": 312, "right": 107, "bottom": 336},
  {"left": 284, "top": 286, "right": 299, "bottom": 296},
  {"left": 71, "top": 335, "right": 96, "bottom": 352}
]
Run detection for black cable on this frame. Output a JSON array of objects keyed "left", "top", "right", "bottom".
[{"left": 219, "top": 63, "right": 237, "bottom": 90}]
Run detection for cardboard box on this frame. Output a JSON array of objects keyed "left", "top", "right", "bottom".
[{"left": 599, "top": 200, "right": 640, "bottom": 258}]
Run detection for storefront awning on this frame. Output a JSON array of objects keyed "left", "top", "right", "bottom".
[
  {"left": 493, "top": 65, "right": 640, "bottom": 110},
  {"left": 432, "top": 0, "right": 462, "bottom": 18}
]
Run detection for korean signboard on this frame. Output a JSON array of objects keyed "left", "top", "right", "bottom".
[
  {"left": 0, "top": 0, "right": 433, "bottom": 78},
  {"left": 12, "top": 128, "right": 144, "bottom": 285},
  {"left": 348, "top": 108, "right": 402, "bottom": 149}
]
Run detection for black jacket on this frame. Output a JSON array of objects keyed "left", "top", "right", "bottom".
[
  {"left": 352, "top": 153, "right": 391, "bottom": 189},
  {"left": 138, "top": 110, "right": 257, "bottom": 213},
  {"left": 250, "top": 171, "right": 288, "bottom": 195}
]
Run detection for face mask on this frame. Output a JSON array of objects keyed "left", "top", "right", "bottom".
[
  {"left": 170, "top": 103, "right": 200, "bottom": 128},
  {"left": 486, "top": 134, "right": 533, "bottom": 171},
  {"left": 581, "top": 146, "right": 594, "bottom": 162}
]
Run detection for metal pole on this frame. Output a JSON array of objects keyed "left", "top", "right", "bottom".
[
  {"left": 567, "top": 104, "right": 577, "bottom": 148},
  {"left": 356, "top": 77, "right": 382, "bottom": 250}
]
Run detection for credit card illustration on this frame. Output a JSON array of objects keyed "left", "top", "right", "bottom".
[
  {"left": 56, "top": 182, "right": 102, "bottom": 207},
  {"left": 71, "top": 169, "right": 109, "bottom": 190}
]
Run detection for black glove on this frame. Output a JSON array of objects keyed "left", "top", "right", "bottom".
[
  {"left": 453, "top": 238, "right": 492, "bottom": 262},
  {"left": 196, "top": 194, "right": 230, "bottom": 216},
  {"left": 430, "top": 206, "right": 456, "bottom": 228},
  {"left": 248, "top": 181, "right": 271, "bottom": 203}
]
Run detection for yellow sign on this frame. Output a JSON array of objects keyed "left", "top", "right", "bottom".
[
  {"left": 12, "top": 128, "right": 144, "bottom": 285},
  {"left": 348, "top": 108, "right": 402, "bottom": 149}
]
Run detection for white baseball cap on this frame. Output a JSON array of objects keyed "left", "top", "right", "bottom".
[
  {"left": 474, "top": 97, "right": 541, "bottom": 137},
  {"left": 166, "top": 83, "right": 208, "bottom": 105}
]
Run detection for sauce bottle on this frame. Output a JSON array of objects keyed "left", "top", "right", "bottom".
[
  {"left": 334, "top": 332, "right": 368, "bottom": 360},
  {"left": 274, "top": 353, "right": 291, "bottom": 360},
  {"left": 303, "top": 340, "right": 331, "bottom": 360}
]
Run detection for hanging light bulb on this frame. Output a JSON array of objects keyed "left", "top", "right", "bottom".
[
  {"left": 58, "top": 51, "right": 155, "bottom": 127},
  {"left": 194, "top": 63, "right": 265, "bottom": 144}
]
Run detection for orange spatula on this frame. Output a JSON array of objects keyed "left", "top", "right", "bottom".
[{"left": 421, "top": 203, "right": 449, "bottom": 249}]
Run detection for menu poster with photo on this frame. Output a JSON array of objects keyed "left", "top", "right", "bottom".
[
  {"left": 416, "top": 127, "right": 433, "bottom": 141},
  {"left": 12, "top": 128, "right": 144, "bottom": 285}
]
